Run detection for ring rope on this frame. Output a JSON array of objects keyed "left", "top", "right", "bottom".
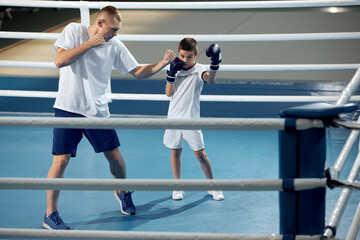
[
  {"left": 2, "top": 90, "right": 360, "bottom": 103},
  {"left": 0, "top": 0, "right": 359, "bottom": 9},
  {"left": 1, "top": 60, "right": 359, "bottom": 71},
  {"left": 0, "top": 177, "right": 328, "bottom": 191},
  {"left": 0, "top": 117, "right": 324, "bottom": 131},
  {"left": 346, "top": 202, "right": 360, "bottom": 240},
  {"left": 2, "top": 32, "right": 360, "bottom": 41},
  {"left": 336, "top": 67, "right": 360, "bottom": 105},
  {"left": 0, "top": 228, "right": 335, "bottom": 240}
]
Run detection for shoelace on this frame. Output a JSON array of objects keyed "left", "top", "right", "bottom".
[
  {"left": 50, "top": 213, "right": 64, "bottom": 225},
  {"left": 123, "top": 192, "right": 135, "bottom": 208}
]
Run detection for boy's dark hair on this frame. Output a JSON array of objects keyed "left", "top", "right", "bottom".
[{"left": 178, "top": 37, "right": 198, "bottom": 54}]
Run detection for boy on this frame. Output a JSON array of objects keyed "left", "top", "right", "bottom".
[{"left": 163, "top": 37, "right": 224, "bottom": 201}]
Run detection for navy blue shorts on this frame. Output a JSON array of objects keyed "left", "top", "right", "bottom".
[{"left": 52, "top": 108, "right": 120, "bottom": 157}]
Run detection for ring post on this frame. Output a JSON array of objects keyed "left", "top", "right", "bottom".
[{"left": 278, "top": 102, "right": 357, "bottom": 236}]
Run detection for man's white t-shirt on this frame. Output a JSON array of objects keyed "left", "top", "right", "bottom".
[
  {"left": 53, "top": 23, "right": 139, "bottom": 118},
  {"left": 167, "top": 63, "right": 207, "bottom": 119}
]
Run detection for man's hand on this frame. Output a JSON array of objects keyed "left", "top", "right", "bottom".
[
  {"left": 87, "top": 33, "right": 106, "bottom": 48},
  {"left": 163, "top": 49, "right": 176, "bottom": 63}
]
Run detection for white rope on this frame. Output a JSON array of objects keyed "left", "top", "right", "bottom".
[
  {"left": 0, "top": 60, "right": 55, "bottom": 68},
  {"left": 336, "top": 67, "right": 360, "bottom": 105},
  {"left": 1, "top": 60, "right": 359, "bottom": 71},
  {"left": 0, "top": 116, "right": 324, "bottom": 131},
  {"left": 0, "top": 177, "right": 328, "bottom": 191},
  {"left": 2, "top": 90, "right": 360, "bottom": 103},
  {"left": 118, "top": 32, "right": 360, "bottom": 42},
  {"left": 324, "top": 152, "right": 360, "bottom": 238},
  {"left": 346, "top": 201, "right": 360, "bottom": 240},
  {"left": 0, "top": 0, "right": 359, "bottom": 9},
  {"left": 0, "top": 31, "right": 59, "bottom": 40},
  {"left": 2, "top": 31, "right": 360, "bottom": 41},
  {"left": 219, "top": 64, "right": 360, "bottom": 71},
  {"left": 0, "top": 90, "right": 57, "bottom": 99},
  {"left": 0, "top": 228, "right": 332, "bottom": 240}
]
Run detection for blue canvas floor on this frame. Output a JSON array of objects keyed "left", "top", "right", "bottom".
[
  {"left": 0, "top": 125, "right": 359, "bottom": 239},
  {"left": 0, "top": 77, "right": 359, "bottom": 239}
]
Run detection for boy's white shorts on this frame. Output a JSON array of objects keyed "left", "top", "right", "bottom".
[{"left": 163, "top": 129, "right": 204, "bottom": 151}]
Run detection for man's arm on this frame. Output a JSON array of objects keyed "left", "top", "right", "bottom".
[
  {"left": 55, "top": 33, "right": 105, "bottom": 68},
  {"left": 129, "top": 49, "right": 176, "bottom": 79}
]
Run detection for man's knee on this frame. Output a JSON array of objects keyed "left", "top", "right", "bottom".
[
  {"left": 104, "top": 148, "right": 122, "bottom": 162},
  {"left": 52, "top": 154, "right": 70, "bottom": 171}
]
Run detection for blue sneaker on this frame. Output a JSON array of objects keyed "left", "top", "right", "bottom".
[
  {"left": 43, "top": 210, "right": 70, "bottom": 230},
  {"left": 114, "top": 191, "right": 136, "bottom": 215}
]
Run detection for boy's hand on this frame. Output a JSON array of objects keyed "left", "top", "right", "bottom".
[
  {"left": 166, "top": 57, "right": 183, "bottom": 84},
  {"left": 206, "top": 43, "right": 222, "bottom": 71}
]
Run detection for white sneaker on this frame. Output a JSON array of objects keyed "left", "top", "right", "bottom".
[
  {"left": 208, "top": 191, "right": 224, "bottom": 201},
  {"left": 172, "top": 191, "right": 184, "bottom": 200}
]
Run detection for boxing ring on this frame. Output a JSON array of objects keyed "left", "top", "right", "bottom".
[{"left": 0, "top": 0, "right": 360, "bottom": 239}]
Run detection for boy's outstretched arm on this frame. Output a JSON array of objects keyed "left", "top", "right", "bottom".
[
  {"left": 203, "top": 43, "right": 221, "bottom": 84},
  {"left": 130, "top": 49, "right": 176, "bottom": 79}
]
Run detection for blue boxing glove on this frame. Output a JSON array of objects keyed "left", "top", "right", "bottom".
[
  {"left": 206, "top": 43, "right": 222, "bottom": 71},
  {"left": 166, "top": 57, "right": 183, "bottom": 84}
]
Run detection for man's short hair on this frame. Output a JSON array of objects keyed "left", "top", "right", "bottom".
[
  {"left": 97, "top": 6, "right": 122, "bottom": 22},
  {"left": 178, "top": 37, "right": 198, "bottom": 54}
]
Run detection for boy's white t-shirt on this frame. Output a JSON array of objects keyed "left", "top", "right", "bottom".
[
  {"left": 167, "top": 63, "right": 207, "bottom": 119},
  {"left": 53, "top": 23, "right": 139, "bottom": 118}
]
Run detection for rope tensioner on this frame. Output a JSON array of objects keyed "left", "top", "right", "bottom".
[{"left": 325, "top": 168, "right": 360, "bottom": 190}]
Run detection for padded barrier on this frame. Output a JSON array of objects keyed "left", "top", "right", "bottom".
[{"left": 278, "top": 102, "right": 357, "bottom": 235}]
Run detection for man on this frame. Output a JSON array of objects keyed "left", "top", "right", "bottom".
[{"left": 43, "top": 5, "right": 176, "bottom": 230}]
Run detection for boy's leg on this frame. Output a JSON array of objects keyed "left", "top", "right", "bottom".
[
  {"left": 171, "top": 148, "right": 184, "bottom": 200},
  {"left": 163, "top": 130, "right": 184, "bottom": 179},
  {"left": 193, "top": 149, "right": 224, "bottom": 200},
  {"left": 183, "top": 130, "right": 214, "bottom": 179},
  {"left": 46, "top": 154, "right": 70, "bottom": 216},
  {"left": 193, "top": 149, "right": 214, "bottom": 179},
  {"left": 171, "top": 148, "right": 182, "bottom": 179}
]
